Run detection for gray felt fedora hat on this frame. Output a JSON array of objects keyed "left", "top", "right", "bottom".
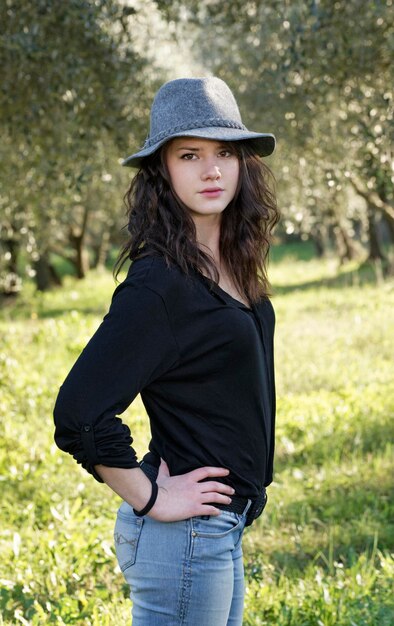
[{"left": 122, "top": 77, "right": 276, "bottom": 168}]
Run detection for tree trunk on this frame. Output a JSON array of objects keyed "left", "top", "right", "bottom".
[
  {"left": 74, "top": 236, "right": 90, "bottom": 279},
  {"left": 69, "top": 205, "right": 90, "bottom": 279},
  {"left": 0, "top": 237, "right": 22, "bottom": 296},
  {"left": 382, "top": 212, "right": 394, "bottom": 244},
  {"left": 332, "top": 222, "right": 359, "bottom": 263},
  {"left": 34, "top": 253, "right": 62, "bottom": 291},
  {"left": 3, "top": 237, "right": 19, "bottom": 274},
  {"left": 92, "top": 230, "right": 111, "bottom": 269},
  {"left": 366, "top": 203, "right": 386, "bottom": 261},
  {"left": 349, "top": 177, "right": 394, "bottom": 221},
  {"left": 310, "top": 225, "right": 328, "bottom": 258}
]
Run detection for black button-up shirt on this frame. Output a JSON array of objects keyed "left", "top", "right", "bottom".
[{"left": 54, "top": 256, "right": 276, "bottom": 499}]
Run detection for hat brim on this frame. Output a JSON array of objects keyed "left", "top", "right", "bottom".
[{"left": 122, "top": 128, "right": 276, "bottom": 168}]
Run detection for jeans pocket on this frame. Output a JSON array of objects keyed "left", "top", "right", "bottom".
[
  {"left": 192, "top": 512, "right": 244, "bottom": 539},
  {"left": 114, "top": 503, "right": 144, "bottom": 572}
]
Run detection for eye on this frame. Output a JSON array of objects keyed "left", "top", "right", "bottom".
[
  {"left": 218, "top": 149, "right": 235, "bottom": 158},
  {"left": 180, "top": 153, "right": 198, "bottom": 160}
]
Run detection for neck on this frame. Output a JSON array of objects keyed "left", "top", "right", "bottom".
[
  {"left": 192, "top": 214, "right": 248, "bottom": 304},
  {"left": 193, "top": 215, "right": 221, "bottom": 263}
]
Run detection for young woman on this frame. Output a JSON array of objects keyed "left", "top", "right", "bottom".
[{"left": 54, "top": 76, "right": 279, "bottom": 625}]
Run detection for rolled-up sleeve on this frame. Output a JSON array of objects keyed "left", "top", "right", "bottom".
[{"left": 53, "top": 281, "right": 180, "bottom": 481}]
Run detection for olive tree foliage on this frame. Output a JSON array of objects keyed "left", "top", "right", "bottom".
[
  {"left": 0, "top": 0, "right": 162, "bottom": 294},
  {"left": 156, "top": 0, "right": 394, "bottom": 262}
]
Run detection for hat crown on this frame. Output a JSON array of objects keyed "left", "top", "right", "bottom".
[
  {"left": 122, "top": 75, "right": 276, "bottom": 167},
  {"left": 146, "top": 77, "right": 245, "bottom": 148}
]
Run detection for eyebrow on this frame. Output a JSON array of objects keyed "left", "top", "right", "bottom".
[
  {"left": 175, "top": 143, "right": 228, "bottom": 152},
  {"left": 175, "top": 146, "right": 201, "bottom": 152}
]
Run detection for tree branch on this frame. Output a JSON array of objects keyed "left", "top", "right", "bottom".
[{"left": 348, "top": 177, "right": 394, "bottom": 220}]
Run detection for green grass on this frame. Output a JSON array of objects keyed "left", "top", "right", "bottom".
[{"left": 1, "top": 245, "right": 393, "bottom": 625}]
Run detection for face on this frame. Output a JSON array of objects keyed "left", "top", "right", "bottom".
[{"left": 165, "top": 137, "right": 240, "bottom": 221}]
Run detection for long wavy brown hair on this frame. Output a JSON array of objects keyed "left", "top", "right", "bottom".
[{"left": 114, "top": 140, "right": 279, "bottom": 302}]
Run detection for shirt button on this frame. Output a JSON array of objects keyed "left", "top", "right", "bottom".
[{"left": 83, "top": 424, "right": 91, "bottom": 432}]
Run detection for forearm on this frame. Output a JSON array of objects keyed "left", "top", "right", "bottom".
[
  {"left": 94, "top": 465, "right": 153, "bottom": 511},
  {"left": 96, "top": 459, "right": 235, "bottom": 522}
]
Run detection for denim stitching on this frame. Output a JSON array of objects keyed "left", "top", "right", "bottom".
[{"left": 177, "top": 519, "right": 193, "bottom": 623}]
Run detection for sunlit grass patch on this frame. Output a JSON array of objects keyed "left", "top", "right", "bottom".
[
  {"left": 1, "top": 248, "right": 393, "bottom": 625},
  {"left": 243, "top": 551, "right": 394, "bottom": 626}
]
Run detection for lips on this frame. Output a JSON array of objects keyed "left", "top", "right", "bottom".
[{"left": 199, "top": 187, "right": 224, "bottom": 197}]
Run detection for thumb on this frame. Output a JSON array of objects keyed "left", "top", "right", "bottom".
[{"left": 157, "top": 457, "right": 170, "bottom": 478}]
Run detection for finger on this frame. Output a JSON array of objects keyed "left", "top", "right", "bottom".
[
  {"left": 190, "top": 466, "right": 230, "bottom": 482},
  {"left": 199, "top": 482, "right": 235, "bottom": 495},
  {"left": 200, "top": 505, "right": 221, "bottom": 516},
  {"left": 200, "top": 492, "right": 232, "bottom": 505}
]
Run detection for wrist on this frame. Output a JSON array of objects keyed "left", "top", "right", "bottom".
[{"left": 133, "top": 480, "right": 158, "bottom": 517}]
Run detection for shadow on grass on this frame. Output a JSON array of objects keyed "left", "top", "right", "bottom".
[
  {"left": 35, "top": 306, "right": 106, "bottom": 320},
  {"left": 2, "top": 243, "right": 393, "bottom": 321},
  {"left": 275, "top": 413, "right": 394, "bottom": 471},
  {"left": 272, "top": 260, "right": 390, "bottom": 296},
  {"left": 0, "top": 585, "right": 35, "bottom": 624},
  {"left": 0, "top": 299, "right": 107, "bottom": 322},
  {"left": 246, "top": 461, "right": 393, "bottom": 577},
  {"left": 270, "top": 241, "right": 317, "bottom": 263}
]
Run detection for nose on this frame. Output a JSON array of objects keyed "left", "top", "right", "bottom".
[{"left": 201, "top": 160, "right": 221, "bottom": 181}]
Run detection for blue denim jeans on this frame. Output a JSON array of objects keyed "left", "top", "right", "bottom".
[{"left": 114, "top": 501, "right": 250, "bottom": 625}]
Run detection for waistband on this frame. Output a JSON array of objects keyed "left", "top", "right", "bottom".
[{"left": 139, "top": 461, "right": 267, "bottom": 527}]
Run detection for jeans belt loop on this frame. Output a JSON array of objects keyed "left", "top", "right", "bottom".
[{"left": 242, "top": 498, "right": 253, "bottom": 518}]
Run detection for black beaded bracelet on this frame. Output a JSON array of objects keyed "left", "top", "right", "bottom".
[{"left": 133, "top": 481, "right": 159, "bottom": 517}]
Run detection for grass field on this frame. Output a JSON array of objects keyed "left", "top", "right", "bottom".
[{"left": 1, "top": 245, "right": 393, "bottom": 625}]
